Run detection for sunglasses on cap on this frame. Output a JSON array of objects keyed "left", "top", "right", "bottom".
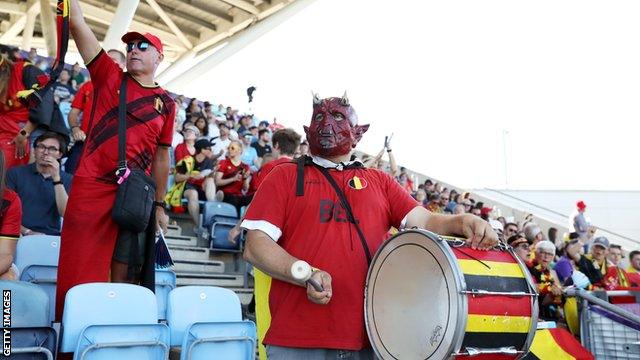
[{"left": 126, "top": 41, "right": 151, "bottom": 53}]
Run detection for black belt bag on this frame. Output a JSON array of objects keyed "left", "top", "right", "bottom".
[{"left": 111, "top": 74, "right": 156, "bottom": 233}]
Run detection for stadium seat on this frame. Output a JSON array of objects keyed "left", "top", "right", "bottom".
[
  {"left": 15, "top": 235, "right": 61, "bottom": 322},
  {"left": 181, "top": 321, "right": 256, "bottom": 360},
  {"left": 61, "top": 283, "right": 170, "bottom": 359},
  {"left": 166, "top": 286, "right": 256, "bottom": 358},
  {"left": 201, "top": 201, "right": 242, "bottom": 252},
  {"left": 0, "top": 280, "right": 57, "bottom": 359},
  {"left": 155, "top": 268, "right": 177, "bottom": 321}
]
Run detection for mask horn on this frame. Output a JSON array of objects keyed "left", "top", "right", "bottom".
[
  {"left": 341, "top": 91, "right": 349, "bottom": 106},
  {"left": 312, "top": 91, "right": 322, "bottom": 105}
]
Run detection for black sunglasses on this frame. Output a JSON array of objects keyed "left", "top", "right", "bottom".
[{"left": 126, "top": 41, "right": 151, "bottom": 53}]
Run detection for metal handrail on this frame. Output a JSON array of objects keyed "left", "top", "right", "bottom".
[{"left": 564, "top": 288, "right": 640, "bottom": 324}]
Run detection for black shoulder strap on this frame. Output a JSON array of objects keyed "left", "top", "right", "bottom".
[
  {"left": 314, "top": 164, "right": 372, "bottom": 265},
  {"left": 295, "top": 155, "right": 311, "bottom": 196},
  {"left": 117, "top": 74, "right": 128, "bottom": 172}
]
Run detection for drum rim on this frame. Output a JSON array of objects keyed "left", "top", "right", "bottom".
[{"left": 364, "top": 228, "right": 468, "bottom": 359}]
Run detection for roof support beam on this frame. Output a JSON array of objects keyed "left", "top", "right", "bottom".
[
  {"left": 144, "top": 0, "right": 193, "bottom": 49},
  {"left": 218, "top": 0, "right": 260, "bottom": 15},
  {"left": 39, "top": 0, "right": 57, "bottom": 56},
  {"left": 164, "top": 0, "right": 317, "bottom": 90},
  {"left": 0, "top": 1, "right": 38, "bottom": 46},
  {"left": 102, "top": 0, "right": 140, "bottom": 51},
  {"left": 21, "top": 0, "right": 38, "bottom": 49},
  {"left": 63, "top": 1, "right": 186, "bottom": 50},
  {"left": 0, "top": 1, "right": 26, "bottom": 15}
]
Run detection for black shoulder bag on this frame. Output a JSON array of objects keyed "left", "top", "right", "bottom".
[{"left": 111, "top": 74, "right": 156, "bottom": 233}]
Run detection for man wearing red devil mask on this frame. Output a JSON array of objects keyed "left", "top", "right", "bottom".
[{"left": 242, "top": 93, "right": 498, "bottom": 359}]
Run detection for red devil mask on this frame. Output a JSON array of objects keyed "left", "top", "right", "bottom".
[{"left": 303, "top": 93, "right": 369, "bottom": 158}]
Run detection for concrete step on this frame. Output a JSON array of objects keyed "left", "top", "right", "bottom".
[
  {"left": 165, "top": 235, "right": 197, "bottom": 247},
  {"left": 229, "top": 287, "right": 254, "bottom": 305},
  {"left": 168, "top": 245, "right": 210, "bottom": 262},
  {"left": 173, "top": 259, "right": 225, "bottom": 274},
  {"left": 166, "top": 224, "right": 182, "bottom": 237},
  {"left": 176, "top": 272, "right": 245, "bottom": 287}
]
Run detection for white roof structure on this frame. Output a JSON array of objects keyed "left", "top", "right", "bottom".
[{"left": 0, "top": 0, "right": 315, "bottom": 87}]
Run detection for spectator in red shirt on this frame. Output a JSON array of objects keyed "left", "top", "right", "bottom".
[
  {"left": 215, "top": 140, "right": 251, "bottom": 216},
  {"left": 0, "top": 46, "right": 44, "bottom": 169},
  {"left": 66, "top": 49, "right": 125, "bottom": 174},
  {"left": 241, "top": 94, "right": 498, "bottom": 358},
  {"left": 0, "top": 151, "right": 21, "bottom": 280},
  {"left": 174, "top": 124, "right": 198, "bottom": 163},
  {"left": 56, "top": 0, "right": 174, "bottom": 322}
]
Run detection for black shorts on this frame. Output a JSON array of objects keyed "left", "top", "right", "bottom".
[
  {"left": 112, "top": 230, "right": 146, "bottom": 265},
  {"left": 184, "top": 182, "right": 206, "bottom": 201}
]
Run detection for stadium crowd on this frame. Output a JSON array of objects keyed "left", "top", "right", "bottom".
[{"left": 2, "top": 43, "right": 639, "bottom": 332}]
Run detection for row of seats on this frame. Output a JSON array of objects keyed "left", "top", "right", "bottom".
[
  {"left": 14, "top": 235, "right": 177, "bottom": 322},
  {"left": 4, "top": 281, "right": 255, "bottom": 359}
]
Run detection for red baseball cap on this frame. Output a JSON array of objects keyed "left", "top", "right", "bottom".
[
  {"left": 121, "top": 31, "right": 163, "bottom": 55},
  {"left": 576, "top": 200, "right": 586, "bottom": 210}
]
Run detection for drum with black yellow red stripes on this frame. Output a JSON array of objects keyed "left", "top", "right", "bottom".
[{"left": 365, "top": 229, "right": 538, "bottom": 360}]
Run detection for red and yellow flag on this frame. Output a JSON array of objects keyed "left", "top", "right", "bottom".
[{"left": 523, "top": 328, "right": 594, "bottom": 360}]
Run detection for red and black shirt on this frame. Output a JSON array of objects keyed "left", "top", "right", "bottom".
[
  {"left": 0, "top": 189, "right": 22, "bottom": 241},
  {"left": 75, "top": 50, "right": 175, "bottom": 182}
]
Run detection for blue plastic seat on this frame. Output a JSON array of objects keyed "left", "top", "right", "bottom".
[
  {"left": 201, "top": 201, "right": 241, "bottom": 252},
  {"left": 61, "top": 283, "right": 169, "bottom": 359},
  {"left": 166, "top": 286, "right": 256, "bottom": 359},
  {"left": 0, "top": 280, "right": 57, "bottom": 359},
  {"left": 182, "top": 321, "right": 256, "bottom": 360},
  {"left": 202, "top": 201, "right": 237, "bottom": 225},
  {"left": 15, "top": 235, "right": 61, "bottom": 322},
  {"left": 155, "top": 268, "right": 177, "bottom": 321}
]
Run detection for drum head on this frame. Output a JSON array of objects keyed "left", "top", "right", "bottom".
[{"left": 365, "top": 230, "right": 466, "bottom": 360}]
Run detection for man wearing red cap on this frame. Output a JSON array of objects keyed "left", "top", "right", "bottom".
[
  {"left": 571, "top": 200, "right": 590, "bottom": 240},
  {"left": 55, "top": 0, "right": 174, "bottom": 322}
]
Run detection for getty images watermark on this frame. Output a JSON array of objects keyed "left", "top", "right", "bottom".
[{"left": 2, "top": 290, "right": 10, "bottom": 356}]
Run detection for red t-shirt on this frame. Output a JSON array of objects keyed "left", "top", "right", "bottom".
[
  {"left": 174, "top": 142, "right": 194, "bottom": 163},
  {"left": 75, "top": 50, "right": 175, "bottom": 181},
  {"left": 0, "top": 189, "right": 22, "bottom": 241},
  {"left": 250, "top": 156, "right": 292, "bottom": 192},
  {"left": 0, "top": 60, "right": 41, "bottom": 138},
  {"left": 217, "top": 159, "right": 250, "bottom": 196},
  {"left": 244, "top": 163, "right": 418, "bottom": 349},
  {"left": 70, "top": 80, "right": 94, "bottom": 133}
]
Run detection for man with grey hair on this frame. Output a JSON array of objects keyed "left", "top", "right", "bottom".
[
  {"left": 529, "top": 240, "right": 563, "bottom": 320},
  {"left": 524, "top": 223, "right": 544, "bottom": 248}
]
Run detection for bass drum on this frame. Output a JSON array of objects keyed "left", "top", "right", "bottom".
[{"left": 364, "top": 229, "right": 538, "bottom": 360}]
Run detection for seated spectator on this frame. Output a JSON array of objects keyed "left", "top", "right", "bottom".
[
  {"left": 185, "top": 98, "right": 201, "bottom": 121},
  {"left": 193, "top": 113, "right": 211, "bottom": 140},
  {"left": 248, "top": 125, "right": 259, "bottom": 143},
  {"left": 461, "top": 198, "right": 472, "bottom": 213},
  {"left": 258, "top": 120, "right": 270, "bottom": 131},
  {"left": 439, "top": 190, "right": 451, "bottom": 213},
  {"left": 524, "top": 223, "right": 544, "bottom": 249},
  {"left": 528, "top": 241, "right": 563, "bottom": 321},
  {"left": 414, "top": 189, "right": 427, "bottom": 206},
  {"left": 174, "top": 95, "right": 186, "bottom": 123},
  {"left": 507, "top": 234, "right": 531, "bottom": 263},
  {"left": 480, "top": 207, "right": 492, "bottom": 221},
  {"left": 0, "top": 152, "right": 21, "bottom": 280},
  {"left": 251, "top": 129, "right": 272, "bottom": 159},
  {"left": 627, "top": 250, "right": 640, "bottom": 286},
  {"left": 71, "top": 62, "right": 85, "bottom": 89},
  {"left": 215, "top": 140, "right": 252, "bottom": 216},
  {"left": 425, "top": 193, "right": 443, "bottom": 213},
  {"left": 212, "top": 123, "right": 232, "bottom": 159},
  {"left": 171, "top": 116, "right": 184, "bottom": 148},
  {"left": 240, "top": 131, "right": 260, "bottom": 171},
  {"left": 53, "top": 68, "right": 76, "bottom": 104},
  {"left": 554, "top": 234, "right": 602, "bottom": 288},
  {"left": 249, "top": 128, "right": 301, "bottom": 195},
  {"left": 174, "top": 124, "right": 198, "bottom": 163},
  {"left": 168, "top": 139, "right": 218, "bottom": 230},
  {"left": 237, "top": 115, "right": 253, "bottom": 134},
  {"left": 453, "top": 204, "right": 466, "bottom": 214},
  {"left": 6, "top": 132, "right": 71, "bottom": 236},
  {"left": 504, "top": 222, "right": 519, "bottom": 239},
  {"left": 586, "top": 236, "right": 610, "bottom": 278},
  {"left": 601, "top": 243, "right": 631, "bottom": 289}
]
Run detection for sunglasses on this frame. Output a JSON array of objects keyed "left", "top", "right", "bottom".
[{"left": 126, "top": 41, "right": 151, "bottom": 53}]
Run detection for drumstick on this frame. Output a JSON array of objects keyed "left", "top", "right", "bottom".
[{"left": 291, "top": 260, "right": 324, "bottom": 292}]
